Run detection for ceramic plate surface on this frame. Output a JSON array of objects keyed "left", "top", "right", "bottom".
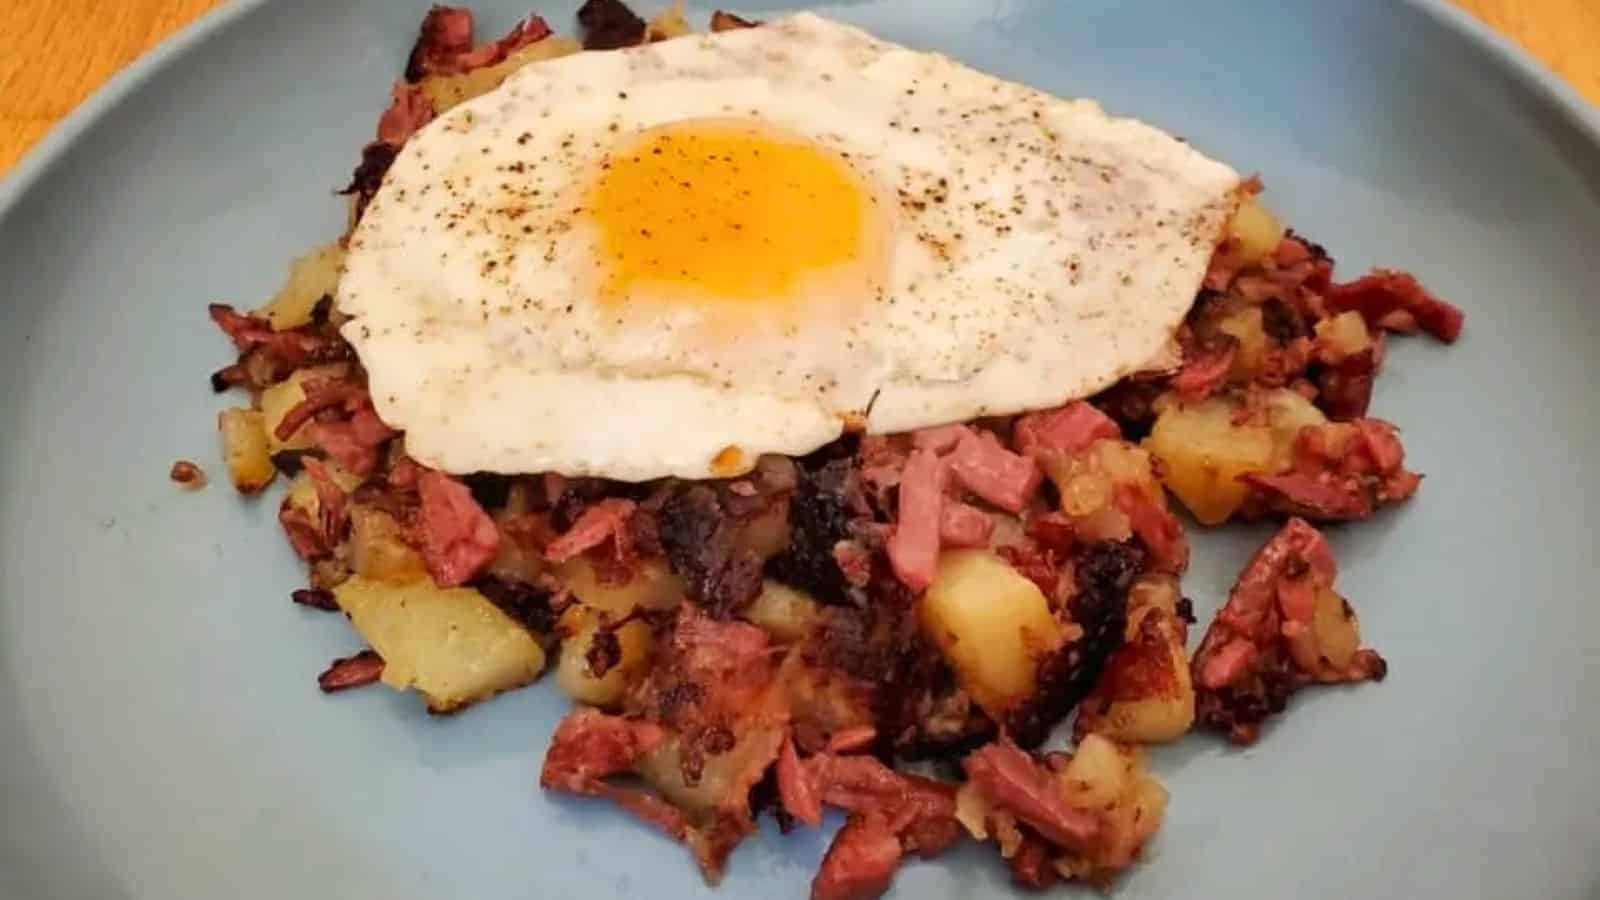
[{"left": 2, "top": 1, "right": 1597, "bottom": 898}]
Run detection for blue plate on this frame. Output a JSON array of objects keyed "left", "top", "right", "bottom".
[{"left": 2, "top": 2, "right": 1597, "bottom": 898}]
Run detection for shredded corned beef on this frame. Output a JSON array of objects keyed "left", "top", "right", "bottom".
[
  {"left": 811, "top": 815, "right": 903, "bottom": 900},
  {"left": 375, "top": 82, "right": 435, "bottom": 146},
  {"left": 406, "top": 6, "right": 474, "bottom": 80},
  {"left": 962, "top": 740, "right": 1099, "bottom": 852},
  {"left": 1013, "top": 401, "right": 1121, "bottom": 458},
  {"left": 406, "top": 6, "right": 552, "bottom": 79},
  {"left": 938, "top": 501, "right": 993, "bottom": 548},
  {"left": 945, "top": 431, "right": 1042, "bottom": 514},
  {"left": 1192, "top": 518, "right": 1387, "bottom": 744},
  {"left": 776, "top": 735, "right": 823, "bottom": 827},
  {"left": 1326, "top": 270, "right": 1464, "bottom": 343},
  {"left": 544, "top": 497, "right": 636, "bottom": 563},
  {"left": 1170, "top": 339, "right": 1237, "bottom": 404},
  {"left": 416, "top": 470, "right": 499, "bottom": 587},
  {"left": 885, "top": 449, "right": 943, "bottom": 591},
  {"left": 1242, "top": 418, "right": 1421, "bottom": 521},
  {"left": 540, "top": 707, "right": 667, "bottom": 792}
]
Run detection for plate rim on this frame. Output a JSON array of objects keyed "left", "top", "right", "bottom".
[{"left": 1, "top": 0, "right": 1598, "bottom": 226}]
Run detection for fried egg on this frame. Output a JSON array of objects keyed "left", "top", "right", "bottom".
[{"left": 338, "top": 13, "right": 1242, "bottom": 480}]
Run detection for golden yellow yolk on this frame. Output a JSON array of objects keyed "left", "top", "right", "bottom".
[{"left": 587, "top": 119, "right": 879, "bottom": 312}]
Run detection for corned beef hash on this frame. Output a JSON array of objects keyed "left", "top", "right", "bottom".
[{"left": 202, "top": 2, "right": 1464, "bottom": 896}]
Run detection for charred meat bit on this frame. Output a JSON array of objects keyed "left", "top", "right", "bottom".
[
  {"left": 318, "top": 650, "right": 384, "bottom": 692},
  {"left": 657, "top": 484, "right": 765, "bottom": 615},
  {"left": 472, "top": 575, "right": 556, "bottom": 635},
  {"left": 767, "top": 456, "right": 856, "bottom": 604},
  {"left": 406, "top": 5, "right": 474, "bottom": 80},
  {"left": 169, "top": 460, "right": 207, "bottom": 489},
  {"left": 291, "top": 587, "right": 339, "bottom": 611},
  {"left": 1005, "top": 540, "right": 1141, "bottom": 749},
  {"left": 375, "top": 82, "right": 435, "bottom": 146},
  {"left": 341, "top": 142, "right": 400, "bottom": 224},
  {"left": 577, "top": 0, "right": 647, "bottom": 50},
  {"left": 709, "top": 10, "right": 760, "bottom": 32}
]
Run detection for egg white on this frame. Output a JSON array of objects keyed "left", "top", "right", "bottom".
[{"left": 338, "top": 13, "right": 1241, "bottom": 480}]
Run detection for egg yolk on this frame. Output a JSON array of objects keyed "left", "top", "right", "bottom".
[{"left": 587, "top": 119, "right": 881, "bottom": 312}]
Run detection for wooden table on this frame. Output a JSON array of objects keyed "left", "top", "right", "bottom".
[{"left": 1, "top": 0, "right": 1597, "bottom": 175}]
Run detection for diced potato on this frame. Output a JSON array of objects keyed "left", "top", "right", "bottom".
[
  {"left": 484, "top": 511, "right": 547, "bottom": 585},
  {"left": 1054, "top": 735, "right": 1168, "bottom": 879},
  {"left": 259, "top": 364, "right": 350, "bottom": 453},
  {"left": 743, "top": 580, "right": 820, "bottom": 643},
  {"left": 349, "top": 505, "right": 428, "bottom": 583},
  {"left": 1261, "top": 388, "right": 1328, "bottom": 469},
  {"left": 1223, "top": 197, "right": 1285, "bottom": 269},
  {"left": 1314, "top": 310, "right": 1374, "bottom": 362},
  {"left": 217, "top": 407, "right": 276, "bottom": 494},
  {"left": 1217, "top": 306, "right": 1268, "bottom": 379},
  {"left": 258, "top": 242, "right": 344, "bottom": 331},
  {"left": 1045, "top": 450, "right": 1113, "bottom": 517},
  {"left": 334, "top": 575, "right": 546, "bottom": 713},
  {"left": 777, "top": 646, "right": 875, "bottom": 735},
  {"left": 1287, "top": 587, "right": 1362, "bottom": 676},
  {"left": 1058, "top": 732, "right": 1129, "bottom": 810},
  {"left": 646, "top": 5, "right": 692, "bottom": 39},
  {"left": 1146, "top": 389, "right": 1330, "bottom": 524},
  {"left": 1074, "top": 604, "right": 1195, "bottom": 744},
  {"left": 921, "top": 549, "right": 1064, "bottom": 720},
  {"left": 737, "top": 502, "right": 791, "bottom": 560},
  {"left": 419, "top": 37, "right": 581, "bottom": 111},
  {"left": 1125, "top": 573, "right": 1182, "bottom": 626},
  {"left": 555, "top": 606, "right": 652, "bottom": 708},
  {"left": 636, "top": 728, "right": 786, "bottom": 816},
  {"left": 1144, "top": 398, "right": 1274, "bottom": 525},
  {"left": 558, "top": 556, "right": 686, "bottom": 617},
  {"left": 1042, "top": 438, "right": 1155, "bottom": 514},
  {"left": 283, "top": 460, "right": 364, "bottom": 521}
]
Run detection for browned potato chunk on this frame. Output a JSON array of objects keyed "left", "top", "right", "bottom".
[
  {"left": 558, "top": 556, "right": 686, "bottom": 617},
  {"left": 1314, "top": 310, "right": 1375, "bottom": 362},
  {"left": 1145, "top": 390, "right": 1328, "bottom": 524},
  {"left": 743, "top": 580, "right": 820, "bottom": 643},
  {"left": 1217, "top": 306, "right": 1268, "bottom": 379},
  {"left": 1054, "top": 735, "right": 1168, "bottom": 880},
  {"left": 419, "top": 37, "right": 581, "bottom": 111},
  {"left": 258, "top": 363, "right": 349, "bottom": 453},
  {"left": 921, "top": 549, "right": 1064, "bottom": 720},
  {"left": 334, "top": 575, "right": 546, "bottom": 713},
  {"left": 257, "top": 242, "right": 344, "bottom": 330},
  {"left": 1039, "top": 439, "right": 1164, "bottom": 544},
  {"left": 217, "top": 408, "right": 276, "bottom": 494},
  {"left": 1144, "top": 398, "right": 1274, "bottom": 525},
  {"left": 348, "top": 505, "right": 427, "bottom": 583},
  {"left": 282, "top": 461, "right": 363, "bottom": 523},
  {"left": 645, "top": 5, "right": 691, "bottom": 39},
  {"left": 1074, "top": 575, "right": 1195, "bottom": 744},
  {"left": 555, "top": 605, "right": 652, "bottom": 708},
  {"left": 1218, "top": 197, "right": 1284, "bottom": 271},
  {"left": 1287, "top": 587, "right": 1364, "bottom": 676}
]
